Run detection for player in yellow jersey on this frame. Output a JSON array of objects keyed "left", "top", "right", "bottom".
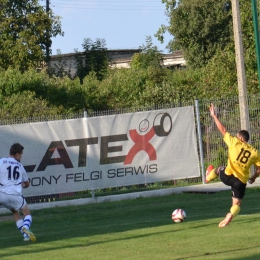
[{"left": 206, "top": 103, "right": 260, "bottom": 227}]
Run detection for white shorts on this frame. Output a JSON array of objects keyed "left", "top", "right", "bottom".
[{"left": 0, "top": 192, "right": 27, "bottom": 211}]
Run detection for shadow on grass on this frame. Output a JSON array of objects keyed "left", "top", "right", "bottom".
[
  {"left": 0, "top": 188, "right": 260, "bottom": 258},
  {"left": 174, "top": 247, "right": 260, "bottom": 260}
]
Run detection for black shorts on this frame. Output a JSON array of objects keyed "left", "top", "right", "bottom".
[{"left": 219, "top": 167, "right": 246, "bottom": 199}]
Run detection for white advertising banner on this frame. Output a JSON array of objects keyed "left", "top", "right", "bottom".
[{"left": 0, "top": 107, "right": 200, "bottom": 196}]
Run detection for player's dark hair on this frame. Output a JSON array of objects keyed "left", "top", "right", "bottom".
[
  {"left": 10, "top": 143, "right": 24, "bottom": 155},
  {"left": 238, "top": 130, "right": 250, "bottom": 142}
]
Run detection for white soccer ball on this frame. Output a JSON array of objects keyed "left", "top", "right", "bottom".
[{"left": 172, "top": 209, "right": 186, "bottom": 223}]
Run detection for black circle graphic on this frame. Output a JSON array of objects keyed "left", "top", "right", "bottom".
[{"left": 153, "top": 113, "right": 172, "bottom": 137}]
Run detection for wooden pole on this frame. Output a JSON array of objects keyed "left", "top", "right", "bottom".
[
  {"left": 231, "top": 0, "right": 250, "bottom": 132},
  {"left": 46, "top": 0, "right": 50, "bottom": 60}
]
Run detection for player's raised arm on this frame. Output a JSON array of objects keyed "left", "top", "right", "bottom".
[{"left": 209, "top": 103, "right": 226, "bottom": 136}]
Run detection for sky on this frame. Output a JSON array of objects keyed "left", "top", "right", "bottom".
[{"left": 40, "top": 0, "right": 172, "bottom": 55}]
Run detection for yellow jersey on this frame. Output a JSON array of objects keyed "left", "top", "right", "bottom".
[{"left": 224, "top": 132, "right": 260, "bottom": 184}]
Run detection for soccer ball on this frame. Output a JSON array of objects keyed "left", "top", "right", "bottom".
[{"left": 172, "top": 209, "right": 186, "bottom": 223}]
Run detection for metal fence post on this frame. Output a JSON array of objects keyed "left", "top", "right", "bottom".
[
  {"left": 84, "top": 110, "right": 95, "bottom": 199},
  {"left": 195, "top": 99, "right": 205, "bottom": 184},
  {"left": 84, "top": 110, "right": 88, "bottom": 118}
]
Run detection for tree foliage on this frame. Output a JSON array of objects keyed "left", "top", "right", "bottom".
[
  {"left": 190, "top": 1, "right": 259, "bottom": 95},
  {"left": 0, "top": 68, "right": 86, "bottom": 116},
  {"left": 0, "top": 90, "right": 62, "bottom": 119},
  {"left": 48, "top": 50, "right": 73, "bottom": 79},
  {"left": 0, "top": 0, "right": 260, "bottom": 120},
  {"left": 0, "top": 0, "right": 63, "bottom": 71},
  {"left": 155, "top": 0, "right": 259, "bottom": 94},
  {"left": 157, "top": 0, "right": 233, "bottom": 68},
  {"left": 74, "top": 38, "right": 109, "bottom": 83},
  {"left": 131, "top": 36, "right": 163, "bottom": 69}
]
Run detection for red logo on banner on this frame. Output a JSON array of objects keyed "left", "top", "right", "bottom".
[{"left": 124, "top": 127, "right": 157, "bottom": 164}]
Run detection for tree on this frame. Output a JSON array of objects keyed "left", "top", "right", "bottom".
[
  {"left": 156, "top": 0, "right": 233, "bottom": 68},
  {"left": 0, "top": 0, "right": 63, "bottom": 71},
  {"left": 131, "top": 36, "right": 163, "bottom": 70},
  {"left": 197, "top": 1, "right": 259, "bottom": 95},
  {"left": 48, "top": 49, "right": 73, "bottom": 78},
  {"left": 74, "top": 38, "right": 109, "bottom": 83},
  {"left": 156, "top": 0, "right": 260, "bottom": 92},
  {"left": 0, "top": 90, "right": 63, "bottom": 119}
]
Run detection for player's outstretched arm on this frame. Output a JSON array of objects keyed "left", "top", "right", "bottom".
[{"left": 209, "top": 103, "right": 227, "bottom": 136}]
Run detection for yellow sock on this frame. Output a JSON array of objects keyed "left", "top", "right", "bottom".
[
  {"left": 230, "top": 205, "right": 240, "bottom": 218},
  {"left": 206, "top": 168, "right": 218, "bottom": 182}
]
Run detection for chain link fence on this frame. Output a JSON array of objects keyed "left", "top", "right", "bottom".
[{"left": 2, "top": 95, "right": 260, "bottom": 203}]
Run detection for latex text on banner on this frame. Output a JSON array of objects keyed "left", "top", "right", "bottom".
[{"left": 0, "top": 107, "right": 200, "bottom": 196}]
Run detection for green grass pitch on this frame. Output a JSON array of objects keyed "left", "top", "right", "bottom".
[{"left": 1, "top": 188, "right": 260, "bottom": 260}]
